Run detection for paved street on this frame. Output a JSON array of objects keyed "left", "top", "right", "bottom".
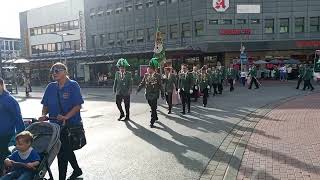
[{"left": 13, "top": 81, "right": 319, "bottom": 180}]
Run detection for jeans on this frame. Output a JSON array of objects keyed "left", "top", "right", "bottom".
[
  {"left": 58, "top": 128, "right": 81, "bottom": 180},
  {"left": 1, "top": 170, "right": 34, "bottom": 180},
  {"left": 116, "top": 95, "right": 130, "bottom": 117},
  {"left": 240, "top": 77, "right": 246, "bottom": 86}
]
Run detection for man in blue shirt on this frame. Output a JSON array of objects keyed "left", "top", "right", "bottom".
[{"left": 0, "top": 78, "right": 25, "bottom": 175}]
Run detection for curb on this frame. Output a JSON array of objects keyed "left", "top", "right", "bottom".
[{"left": 198, "top": 90, "right": 319, "bottom": 180}]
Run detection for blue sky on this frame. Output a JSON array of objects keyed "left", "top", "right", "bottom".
[{"left": 0, "top": 0, "right": 64, "bottom": 38}]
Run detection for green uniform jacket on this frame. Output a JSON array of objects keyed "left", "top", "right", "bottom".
[
  {"left": 113, "top": 71, "right": 132, "bottom": 96},
  {"left": 216, "top": 69, "right": 224, "bottom": 82},
  {"left": 137, "top": 73, "right": 164, "bottom": 100},
  {"left": 191, "top": 72, "right": 199, "bottom": 86},
  {"left": 227, "top": 68, "right": 238, "bottom": 79},
  {"left": 198, "top": 73, "right": 211, "bottom": 91},
  {"left": 163, "top": 73, "right": 177, "bottom": 93},
  {"left": 248, "top": 68, "right": 257, "bottom": 78},
  {"left": 303, "top": 68, "right": 313, "bottom": 80},
  {"left": 298, "top": 67, "right": 305, "bottom": 78},
  {"left": 178, "top": 72, "right": 194, "bottom": 92}
]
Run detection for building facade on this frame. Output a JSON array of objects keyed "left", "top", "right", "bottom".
[
  {"left": 84, "top": 0, "right": 320, "bottom": 69},
  {"left": 0, "top": 37, "right": 21, "bottom": 60},
  {"left": 19, "top": 0, "right": 86, "bottom": 83}
]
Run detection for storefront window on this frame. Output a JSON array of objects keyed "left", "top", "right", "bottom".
[
  {"left": 295, "top": 17, "right": 304, "bottom": 33},
  {"left": 182, "top": 22, "right": 191, "bottom": 38},
  {"left": 279, "top": 18, "right": 289, "bottom": 33},
  {"left": 170, "top": 24, "right": 178, "bottom": 39},
  {"left": 310, "top": 17, "right": 320, "bottom": 32}
]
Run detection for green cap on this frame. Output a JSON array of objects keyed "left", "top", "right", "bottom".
[
  {"left": 116, "top": 58, "right": 130, "bottom": 68},
  {"left": 149, "top": 57, "right": 160, "bottom": 69}
]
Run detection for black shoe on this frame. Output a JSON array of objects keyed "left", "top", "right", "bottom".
[
  {"left": 168, "top": 111, "right": 172, "bottom": 114},
  {"left": 311, "top": 88, "right": 314, "bottom": 91},
  {"left": 187, "top": 110, "right": 191, "bottom": 113},
  {"left": 155, "top": 117, "right": 159, "bottom": 121},
  {"left": 181, "top": 111, "right": 186, "bottom": 115},
  {"left": 67, "top": 169, "right": 82, "bottom": 180},
  {"left": 203, "top": 104, "right": 206, "bottom": 107},
  {"left": 255, "top": 87, "right": 259, "bottom": 89},
  {"left": 150, "top": 124, "right": 155, "bottom": 128},
  {"left": 248, "top": 88, "right": 252, "bottom": 89},
  {"left": 124, "top": 116, "right": 130, "bottom": 121},
  {"left": 118, "top": 114, "right": 125, "bottom": 121}
]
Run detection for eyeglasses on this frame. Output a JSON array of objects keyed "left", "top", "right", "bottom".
[{"left": 51, "top": 68, "right": 65, "bottom": 74}]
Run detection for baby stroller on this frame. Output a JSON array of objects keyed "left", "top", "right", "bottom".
[{"left": 26, "top": 121, "right": 61, "bottom": 180}]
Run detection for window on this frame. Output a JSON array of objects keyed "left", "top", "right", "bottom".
[
  {"left": 158, "top": 0, "right": 166, "bottom": 6},
  {"left": 61, "top": 22, "right": 69, "bottom": 31},
  {"left": 147, "top": 27, "right": 154, "bottom": 41},
  {"left": 115, "top": 3, "right": 123, "bottom": 14},
  {"left": 136, "top": 29, "right": 144, "bottom": 42},
  {"left": 170, "top": 24, "right": 178, "bottom": 39},
  {"left": 182, "top": 22, "right": 191, "bottom": 38},
  {"left": 50, "top": 24, "right": 55, "bottom": 32},
  {"left": 97, "top": 7, "right": 104, "bottom": 16},
  {"left": 168, "top": 0, "right": 177, "bottom": 3},
  {"left": 136, "top": 0, "right": 143, "bottom": 10},
  {"left": 295, "top": 17, "right": 304, "bottom": 33},
  {"left": 251, "top": 19, "right": 260, "bottom": 24},
  {"left": 209, "top": 19, "right": 218, "bottom": 25},
  {"left": 74, "top": 20, "right": 79, "bottom": 29},
  {"left": 42, "top": 44, "right": 48, "bottom": 53},
  {"left": 159, "top": 26, "right": 166, "bottom": 40},
  {"left": 108, "top": 33, "right": 115, "bottom": 40},
  {"left": 42, "top": 26, "right": 48, "bottom": 34},
  {"left": 127, "top": 30, "right": 134, "bottom": 44},
  {"left": 264, "top": 19, "right": 274, "bottom": 34},
  {"left": 237, "top": 19, "right": 247, "bottom": 24},
  {"left": 125, "top": 0, "right": 133, "bottom": 11},
  {"left": 117, "top": 32, "right": 124, "bottom": 40},
  {"left": 195, "top": 20, "right": 204, "bottom": 36},
  {"left": 56, "top": 42, "right": 62, "bottom": 51},
  {"left": 279, "top": 18, "right": 289, "bottom": 33},
  {"left": 56, "top": 23, "right": 61, "bottom": 32},
  {"left": 310, "top": 17, "right": 320, "bottom": 32},
  {"left": 30, "top": 28, "right": 35, "bottom": 36},
  {"left": 64, "top": 41, "right": 71, "bottom": 50},
  {"left": 146, "top": 0, "right": 154, "bottom": 8},
  {"left": 90, "top": 8, "right": 95, "bottom": 17},
  {"left": 99, "top": 34, "right": 105, "bottom": 47},
  {"left": 74, "top": 40, "right": 80, "bottom": 50},
  {"left": 222, "top": 19, "right": 232, "bottom": 25},
  {"left": 91, "top": 35, "right": 97, "bottom": 48},
  {"left": 106, "top": 4, "right": 113, "bottom": 15}
]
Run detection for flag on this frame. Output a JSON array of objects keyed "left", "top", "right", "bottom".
[{"left": 153, "top": 24, "right": 166, "bottom": 63}]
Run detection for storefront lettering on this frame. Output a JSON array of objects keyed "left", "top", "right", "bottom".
[
  {"left": 296, "top": 41, "right": 320, "bottom": 48},
  {"left": 219, "top": 29, "right": 251, "bottom": 35}
]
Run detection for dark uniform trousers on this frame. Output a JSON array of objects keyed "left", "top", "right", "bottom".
[
  {"left": 217, "top": 82, "right": 223, "bottom": 94},
  {"left": 192, "top": 85, "right": 199, "bottom": 101},
  {"left": 0, "top": 135, "right": 11, "bottom": 175},
  {"left": 212, "top": 83, "right": 218, "bottom": 95},
  {"left": 249, "top": 77, "right": 259, "bottom": 89},
  {"left": 296, "top": 77, "right": 303, "bottom": 89},
  {"left": 165, "top": 93, "right": 173, "bottom": 112},
  {"left": 202, "top": 88, "right": 209, "bottom": 106},
  {"left": 180, "top": 90, "right": 191, "bottom": 113},
  {"left": 58, "top": 129, "right": 81, "bottom": 180},
  {"left": 303, "top": 80, "right": 314, "bottom": 90},
  {"left": 228, "top": 79, "right": 234, "bottom": 91},
  {"left": 147, "top": 99, "right": 158, "bottom": 125},
  {"left": 116, "top": 95, "right": 130, "bottom": 117}
]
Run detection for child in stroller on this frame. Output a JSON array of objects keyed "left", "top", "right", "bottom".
[
  {"left": 2, "top": 119, "right": 61, "bottom": 180},
  {"left": 1, "top": 131, "right": 41, "bottom": 180}
]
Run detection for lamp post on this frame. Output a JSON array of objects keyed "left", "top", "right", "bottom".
[{"left": 49, "top": 33, "right": 74, "bottom": 64}]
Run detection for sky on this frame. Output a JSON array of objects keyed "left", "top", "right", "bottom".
[{"left": 0, "top": 0, "right": 64, "bottom": 38}]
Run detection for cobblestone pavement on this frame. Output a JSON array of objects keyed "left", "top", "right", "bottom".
[{"left": 236, "top": 92, "right": 320, "bottom": 180}]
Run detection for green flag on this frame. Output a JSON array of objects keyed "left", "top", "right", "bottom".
[{"left": 153, "top": 23, "right": 166, "bottom": 63}]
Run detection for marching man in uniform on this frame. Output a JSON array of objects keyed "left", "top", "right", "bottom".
[
  {"left": 163, "top": 66, "right": 177, "bottom": 114},
  {"left": 198, "top": 66, "right": 211, "bottom": 107},
  {"left": 137, "top": 58, "right": 164, "bottom": 128},
  {"left": 178, "top": 64, "right": 194, "bottom": 114},
  {"left": 191, "top": 66, "right": 199, "bottom": 102},
  {"left": 113, "top": 58, "right": 133, "bottom": 121}
]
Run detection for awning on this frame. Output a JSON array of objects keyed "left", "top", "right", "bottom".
[{"left": 80, "top": 60, "right": 114, "bottom": 65}]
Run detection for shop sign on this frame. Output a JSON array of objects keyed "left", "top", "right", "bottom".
[
  {"left": 213, "top": 0, "right": 230, "bottom": 12},
  {"left": 296, "top": 41, "right": 320, "bottom": 48},
  {"left": 219, "top": 29, "right": 251, "bottom": 35}
]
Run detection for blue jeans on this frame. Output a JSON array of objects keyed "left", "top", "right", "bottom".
[{"left": 0, "top": 170, "right": 34, "bottom": 180}]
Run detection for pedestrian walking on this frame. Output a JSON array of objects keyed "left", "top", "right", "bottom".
[
  {"left": 137, "top": 58, "right": 164, "bottom": 128},
  {"left": 163, "top": 66, "right": 177, "bottom": 114},
  {"left": 240, "top": 71, "right": 247, "bottom": 86},
  {"left": 248, "top": 65, "right": 260, "bottom": 89},
  {"left": 0, "top": 77, "right": 25, "bottom": 176},
  {"left": 296, "top": 64, "right": 305, "bottom": 89},
  {"left": 39, "top": 63, "right": 84, "bottom": 180},
  {"left": 227, "top": 65, "right": 237, "bottom": 91},
  {"left": 216, "top": 67, "right": 224, "bottom": 94},
  {"left": 191, "top": 66, "right": 199, "bottom": 102},
  {"left": 113, "top": 58, "right": 132, "bottom": 121},
  {"left": 178, "top": 64, "right": 194, "bottom": 114},
  {"left": 302, "top": 65, "right": 314, "bottom": 91},
  {"left": 199, "top": 66, "right": 210, "bottom": 107}
]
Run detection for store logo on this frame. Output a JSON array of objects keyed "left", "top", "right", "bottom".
[{"left": 213, "top": 0, "right": 229, "bottom": 12}]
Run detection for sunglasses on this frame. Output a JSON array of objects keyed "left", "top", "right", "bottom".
[{"left": 51, "top": 68, "right": 65, "bottom": 74}]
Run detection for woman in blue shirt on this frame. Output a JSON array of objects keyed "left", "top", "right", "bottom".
[
  {"left": 0, "top": 78, "right": 25, "bottom": 175},
  {"left": 39, "top": 63, "right": 84, "bottom": 180}
]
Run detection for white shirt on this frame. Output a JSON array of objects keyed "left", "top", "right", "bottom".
[{"left": 240, "top": 72, "right": 247, "bottom": 77}]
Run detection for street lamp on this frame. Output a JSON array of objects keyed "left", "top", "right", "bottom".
[{"left": 49, "top": 32, "right": 74, "bottom": 64}]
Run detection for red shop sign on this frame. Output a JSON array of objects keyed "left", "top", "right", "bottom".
[
  {"left": 296, "top": 41, "right": 320, "bottom": 48},
  {"left": 219, "top": 29, "right": 251, "bottom": 35}
]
